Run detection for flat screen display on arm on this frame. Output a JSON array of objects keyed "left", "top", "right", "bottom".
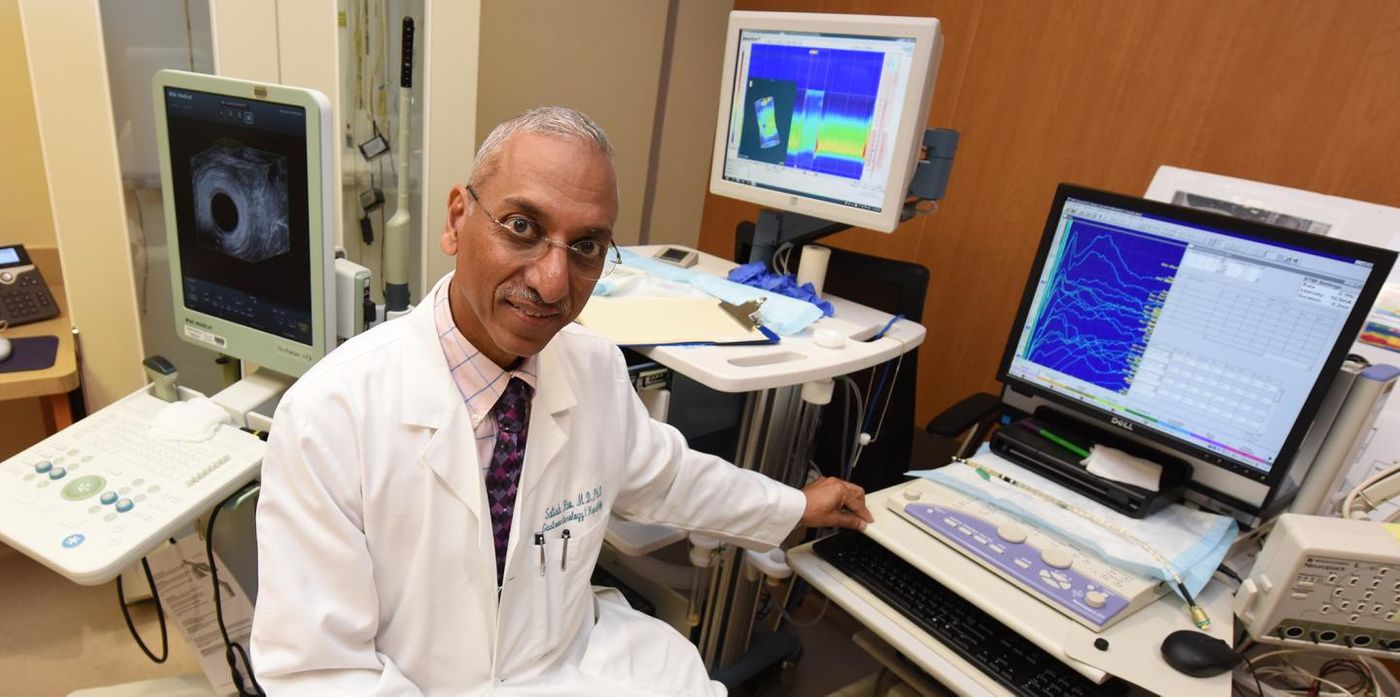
[
  {"left": 709, "top": 12, "right": 942, "bottom": 233},
  {"left": 153, "top": 70, "right": 334, "bottom": 378},
  {"left": 998, "top": 185, "right": 1395, "bottom": 514}
]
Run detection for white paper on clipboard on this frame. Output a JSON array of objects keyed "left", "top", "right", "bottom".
[{"left": 576, "top": 296, "right": 775, "bottom": 346}]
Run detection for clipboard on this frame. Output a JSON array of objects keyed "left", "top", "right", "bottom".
[{"left": 576, "top": 296, "right": 779, "bottom": 347}]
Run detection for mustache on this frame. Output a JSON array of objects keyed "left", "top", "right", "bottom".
[{"left": 497, "top": 285, "right": 570, "bottom": 315}]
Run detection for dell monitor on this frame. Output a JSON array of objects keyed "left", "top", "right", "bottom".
[
  {"left": 152, "top": 70, "right": 335, "bottom": 378},
  {"left": 709, "top": 11, "right": 943, "bottom": 233},
  {"left": 998, "top": 184, "right": 1395, "bottom": 518}
]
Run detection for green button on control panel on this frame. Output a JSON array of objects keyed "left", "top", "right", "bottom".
[{"left": 61, "top": 475, "right": 106, "bottom": 502}]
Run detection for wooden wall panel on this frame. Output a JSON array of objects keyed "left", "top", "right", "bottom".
[{"left": 697, "top": 0, "right": 1400, "bottom": 427}]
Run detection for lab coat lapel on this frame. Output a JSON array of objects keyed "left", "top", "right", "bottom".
[
  {"left": 398, "top": 290, "right": 483, "bottom": 522},
  {"left": 517, "top": 338, "right": 577, "bottom": 501}
]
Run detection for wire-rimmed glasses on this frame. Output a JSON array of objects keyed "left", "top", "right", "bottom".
[{"left": 466, "top": 185, "right": 620, "bottom": 282}]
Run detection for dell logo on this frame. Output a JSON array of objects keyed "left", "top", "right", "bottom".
[{"left": 1111, "top": 417, "right": 1134, "bottom": 431}]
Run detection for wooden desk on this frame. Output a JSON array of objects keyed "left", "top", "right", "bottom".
[{"left": 0, "top": 246, "right": 78, "bottom": 431}]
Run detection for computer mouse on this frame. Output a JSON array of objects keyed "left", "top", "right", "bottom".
[
  {"left": 1160, "top": 629, "right": 1241, "bottom": 677},
  {"left": 0, "top": 337, "right": 10, "bottom": 362}
]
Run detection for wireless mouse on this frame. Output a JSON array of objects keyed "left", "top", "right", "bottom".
[
  {"left": 1160, "top": 629, "right": 1241, "bottom": 677},
  {"left": 0, "top": 336, "right": 11, "bottom": 362}
]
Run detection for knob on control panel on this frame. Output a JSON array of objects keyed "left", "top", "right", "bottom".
[
  {"left": 1041, "top": 548, "right": 1073, "bottom": 569},
  {"left": 996, "top": 524, "right": 1028, "bottom": 544}
]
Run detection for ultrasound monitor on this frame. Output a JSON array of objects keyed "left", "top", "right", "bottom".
[
  {"left": 709, "top": 11, "right": 942, "bottom": 233},
  {"left": 998, "top": 185, "right": 1396, "bottom": 517},
  {"left": 152, "top": 70, "right": 335, "bottom": 378}
]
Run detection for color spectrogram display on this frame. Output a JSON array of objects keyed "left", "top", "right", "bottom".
[
  {"left": 1024, "top": 220, "right": 1187, "bottom": 394},
  {"left": 743, "top": 44, "right": 884, "bottom": 180}
]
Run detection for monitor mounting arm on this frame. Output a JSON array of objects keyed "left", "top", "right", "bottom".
[{"left": 747, "top": 127, "right": 959, "bottom": 266}]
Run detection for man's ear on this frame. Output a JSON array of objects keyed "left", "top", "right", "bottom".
[{"left": 441, "top": 185, "right": 468, "bottom": 255}]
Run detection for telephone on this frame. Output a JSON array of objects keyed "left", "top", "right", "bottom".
[{"left": 0, "top": 244, "right": 59, "bottom": 326}]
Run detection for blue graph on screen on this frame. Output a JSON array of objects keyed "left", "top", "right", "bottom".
[
  {"left": 748, "top": 44, "right": 884, "bottom": 180},
  {"left": 1024, "top": 220, "right": 1186, "bottom": 393}
]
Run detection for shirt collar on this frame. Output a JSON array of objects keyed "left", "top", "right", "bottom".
[{"left": 433, "top": 281, "right": 539, "bottom": 428}]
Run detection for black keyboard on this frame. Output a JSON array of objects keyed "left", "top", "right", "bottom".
[{"left": 813, "top": 531, "right": 1127, "bottom": 697}]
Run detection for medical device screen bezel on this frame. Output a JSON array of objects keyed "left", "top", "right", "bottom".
[
  {"left": 708, "top": 11, "right": 942, "bottom": 233},
  {"left": 152, "top": 69, "right": 335, "bottom": 378},
  {"left": 995, "top": 184, "right": 1394, "bottom": 512}
]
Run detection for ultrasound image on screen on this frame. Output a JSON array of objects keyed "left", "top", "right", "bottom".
[
  {"left": 164, "top": 87, "right": 313, "bottom": 345},
  {"left": 191, "top": 142, "right": 290, "bottom": 263}
]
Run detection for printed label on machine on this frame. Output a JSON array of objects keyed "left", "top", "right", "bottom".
[{"left": 183, "top": 324, "right": 228, "bottom": 349}]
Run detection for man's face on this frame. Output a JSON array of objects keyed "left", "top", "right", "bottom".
[{"left": 441, "top": 132, "right": 618, "bottom": 368}]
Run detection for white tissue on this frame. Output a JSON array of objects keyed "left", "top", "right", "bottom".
[
  {"left": 1084, "top": 445, "right": 1163, "bottom": 492},
  {"left": 148, "top": 397, "right": 233, "bottom": 442}
]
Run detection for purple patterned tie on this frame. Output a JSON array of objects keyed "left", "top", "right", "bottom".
[{"left": 486, "top": 377, "right": 533, "bottom": 585}]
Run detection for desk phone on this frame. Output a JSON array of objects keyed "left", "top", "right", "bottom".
[{"left": 0, "top": 244, "right": 59, "bottom": 327}]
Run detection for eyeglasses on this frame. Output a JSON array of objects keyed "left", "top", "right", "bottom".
[{"left": 466, "top": 185, "right": 621, "bottom": 282}]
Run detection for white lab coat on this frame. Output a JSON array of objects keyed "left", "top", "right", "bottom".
[{"left": 251, "top": 275, "right": 806, "bottom": 696}]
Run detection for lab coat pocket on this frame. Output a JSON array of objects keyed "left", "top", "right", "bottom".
[
  {"left": 538, "top": 512, "right": 606, "bottom": 643},
  {"left": 577, "top": 589, "right": 721, "bottom": 696}
]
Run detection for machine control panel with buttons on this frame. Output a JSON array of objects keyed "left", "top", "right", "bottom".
[
  {"left": 888, "top": 478, "right": 1168, "bottom": 631},
  {"left": 1234, "top": 513, "right": 1400, "bottom": 658}
]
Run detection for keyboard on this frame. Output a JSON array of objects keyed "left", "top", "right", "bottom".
[
  {"left": 813, "top": 531, "right": 1128, "bottom": 697},
  {"left": 0, "top": 386, "right": 266, "bottom": 585}
]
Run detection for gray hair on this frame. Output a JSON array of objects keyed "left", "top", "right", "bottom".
[{"left": 469, "top": 106, "right": 614, "bottom": 186}]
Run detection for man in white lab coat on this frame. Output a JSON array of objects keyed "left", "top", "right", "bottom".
[{"left": 250, "top": 107, "right": 872, "bottom": 696}]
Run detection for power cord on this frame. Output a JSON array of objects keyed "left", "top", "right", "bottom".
[
  {"left": 117, "top": 556, "right": 168, "bottom": 663},
  {"left": 206, "top": 483, "right": 265, "bottom": 696},
  {"left": 1238, "top": 653, "right": 1265, "bottom": 697},
  {"left": 1215, "top": 563, "right": 1245, "bottom": 586}
]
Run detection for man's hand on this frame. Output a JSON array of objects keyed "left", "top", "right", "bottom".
[{"left": 800, "top": 477, "right": 874, "bottom": 531}]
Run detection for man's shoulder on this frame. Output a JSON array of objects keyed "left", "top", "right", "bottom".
[
  {"left": 283, "top": 317, "right": 416, "bottom": 405},
  {"left": 555, "top": 322, "right": 624, "bottom": 363}
]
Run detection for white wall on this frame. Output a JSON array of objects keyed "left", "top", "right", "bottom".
[
  {"left": 473, "top": 0, "right": 730, "bottom": 251},
  {"left": 475, "top": 0, "right": 670, "bottom": 247},
  {"left": 421, "top": 0, "right": 480, "bottom": 288},
  {"left": 644, "top": 0, "right": 733, "bottom": 247},
  {"left": 0, "top": 0, "right": 55, "bottom": 250},
  {"left": 20, "top": 0, "right": 145, "bottom": 409}
]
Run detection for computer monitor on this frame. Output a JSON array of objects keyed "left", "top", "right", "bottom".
[
  {"left": 998, "top": 184, "right": 1396, "bottom": 517},
  {"left": 152, "top": 70, "right": 335, "bottom": 378},
  {"left": 709, "top": 11, "right": 942, "bottom": 233}
]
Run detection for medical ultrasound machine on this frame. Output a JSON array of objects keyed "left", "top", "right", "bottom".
[
  {"left": 797, "top": 184, "right": 1397, "bottom": 695},
  {"left": 0, "top": 70, "right": 338, "bottom": 693}
]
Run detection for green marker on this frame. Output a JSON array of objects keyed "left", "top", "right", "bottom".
[{"left": 1038, "top": 428, "right": 1091, "bottom": 459}]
